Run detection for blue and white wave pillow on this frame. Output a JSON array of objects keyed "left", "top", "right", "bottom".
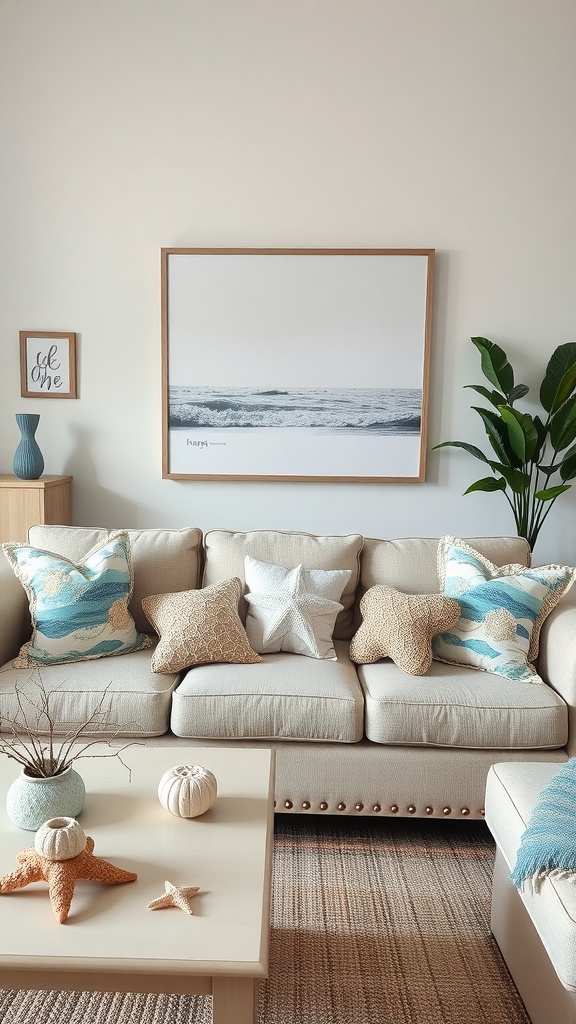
[
  {"left": 431, "top": 536, "right": 576, "bottom": 682},
  {"left": 3, "top": 530, "right": 153, "bottom": 667}
]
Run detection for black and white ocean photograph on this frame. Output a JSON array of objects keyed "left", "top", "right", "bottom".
[
  {"left": 162, "top": 249, "right": 434, "bottom": 479},
  {"left": 168, "top": 384, "right": 423, "bottom": 478},
  {"left": 169, "top": 385, "right": 421, "bottom": 434}
]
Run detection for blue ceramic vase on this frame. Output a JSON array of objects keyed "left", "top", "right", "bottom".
[
  {"left": 6, "top": 765, "right": 86, "bottom": 831},
  {"left": 13, "top": 413, "right": 44, "bottom": 480}
]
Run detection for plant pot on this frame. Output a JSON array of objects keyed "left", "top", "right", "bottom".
[
  {"left": 6, "top": 765, "right": 86, "bottom": 831},
  {"left": 158, "top": 764, "right": 217, "bottom": 818}
]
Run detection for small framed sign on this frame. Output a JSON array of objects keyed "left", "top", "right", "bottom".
[{"left": 19, "top": 331, "right": 78, "bottom": 399}]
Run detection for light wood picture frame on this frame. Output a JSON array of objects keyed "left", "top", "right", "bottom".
[
  {"left": 161, "top": 248, "right": 434, "bottom": 481},
  {"left": 19, "top": 331, "right": 78, "bottom": 399}
]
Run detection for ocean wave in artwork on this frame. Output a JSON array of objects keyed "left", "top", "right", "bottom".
[{"left": 169, "top": 386, "right": 421, "bottom": 435}]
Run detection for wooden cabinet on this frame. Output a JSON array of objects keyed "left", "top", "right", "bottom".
[{"left": 0, "top": 475, "right": 72, "bottom": 544}]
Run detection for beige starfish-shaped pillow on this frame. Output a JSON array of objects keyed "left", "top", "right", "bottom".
[
  {"left": 350, "top": 585, "right": 461, "bottom": 675},
  {"left": 142, "top": 577, "right": 261, "bottom": 673}
]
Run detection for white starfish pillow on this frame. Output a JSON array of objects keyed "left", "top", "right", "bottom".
[{"left": 244, "top": 555, "right": 351, "bottom": 660}]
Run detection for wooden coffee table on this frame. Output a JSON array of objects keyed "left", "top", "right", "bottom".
[{"left": 0, "top": 745, "right": 275, "bottom": 1024}]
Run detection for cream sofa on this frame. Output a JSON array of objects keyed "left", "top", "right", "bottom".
[{"left": 0, "top": 525, "right": 574, "bottom": 820}]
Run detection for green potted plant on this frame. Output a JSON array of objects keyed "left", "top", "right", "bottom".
[{"left": 434, "top": 336, "right": 576, "bottom": 550}]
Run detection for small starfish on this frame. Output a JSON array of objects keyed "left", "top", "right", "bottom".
[
  {"left": 147, "top": 879, "right": 200, "bottom": 915},
  {"left": 0, "top": 836, "right": 137, "bottom": 923}
]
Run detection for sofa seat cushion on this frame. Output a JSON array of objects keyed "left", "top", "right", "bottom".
[
  {"left": 0, "top": 650, "right": 176, "bottom": 737},
  {"left": 358, "top": 660, "right": 568, "bottom": 749},
  {"left": 170, "top": 640, "right": 364, "bottom": 742},
  {"left": 203, "top": 529, "right": 363, "bottom": 640},
  {"left": 28, "top": 526, "right": 203, "bottom": 635}
]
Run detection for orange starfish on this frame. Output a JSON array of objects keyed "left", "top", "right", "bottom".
[{"left": 0, "top": 836, "right": 137, "bottom": 923}]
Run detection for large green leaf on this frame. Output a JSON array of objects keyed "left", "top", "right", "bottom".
[
  {"left": 464, "top": 384, "right": 506, "bottom": 408},
  {"left": 550, "top": 396, "right": 576, "bottom": 451},
  {"left": 534, "top": 484, "right": 572, "bottom": 501},
  {"left": 559, "top": 452, "right": 576, "bottom": 481},
  {"left": 508, "top": 384, "right": 530, "bottom": 404},
  {"left": 533, "top": 414, "right": 548, "bottom": 453},
  {"left": 463, "top": 476, "right": 507, "bottom": 495},
  {"left": 498, "top": 406, "right": 526, "bottom": 462},
  {"left": 488, "top": 462, "right": 530, "bottom": 493},
  {"left": 518, "top": 412, "right": 540, "bottom": 462},
  {"left": 473, "top": 406, "right": 517, "bottom": 466},
  {"left": 560, "top": 440, "right": 576, "bottom": 463},
  {"left": 499, "top": 407, "right": 539, "bottom": 463},
  {"left": 540, "top": 342, "right": 576, "bottom": 413},
  {"left": 471, "top": 337, "right": 514, "bottom": 395},
  {"left": 549, "top": 441, "right": 576, "bottom": 481},
  {"left": 432, "top": 440, "right": 490, "bottom": 463}
]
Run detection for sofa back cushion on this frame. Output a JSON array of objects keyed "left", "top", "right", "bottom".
[
  {"left": 203, "top": 529, "right": 364, "bottom": 640},
  {"left": 359, "top": 536, "right": 531, "bottom": 599},
  {"left": 27, "top": 526, "right": 203, "bottom": 634}
]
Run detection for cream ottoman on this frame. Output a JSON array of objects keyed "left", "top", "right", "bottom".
[{"left": 485, "top": 762, "right": 576, "bottom": 1024}]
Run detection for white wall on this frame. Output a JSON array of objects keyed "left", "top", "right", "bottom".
[{"left": 1, "top": 0, "right": 576, "bottom": 563}]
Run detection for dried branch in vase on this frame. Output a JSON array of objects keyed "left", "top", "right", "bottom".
[{"left": 0, "top": 673, "right": 142, "bottom": 778}]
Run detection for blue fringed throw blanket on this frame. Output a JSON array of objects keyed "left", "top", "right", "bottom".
[{"left": 510, "top": 758, "right": 576, "bottom": 894}]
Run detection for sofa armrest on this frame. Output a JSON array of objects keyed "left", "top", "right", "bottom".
[
  {"left": 0, "top": 557, "right": 30, "bottom": 667},
  {"left": 538, "top": 588, "right": 576, "bottom": 756}
]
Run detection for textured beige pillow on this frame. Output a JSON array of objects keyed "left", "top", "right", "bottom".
[
  {"left": 142, "top": 577, "right": 261, "bottom": 674},
  {"left": 350, "top": 585, "right": 461, "bottom": 675}
]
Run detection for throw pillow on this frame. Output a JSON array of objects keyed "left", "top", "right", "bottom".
[
  {"left": 350, "top": 585, "right": 461, "bottom": 675},
  {"left": 432, "top": 536, "right": 576, "bottom": 682},
  {"left": 3, "top": 531, "right": 152, "bottom": 668},
  {"left": 142, "top": 577, "right": 261, "bottom": 673},
  {"left": 244, "top": 555, "right": 352, "bottom": 660}
]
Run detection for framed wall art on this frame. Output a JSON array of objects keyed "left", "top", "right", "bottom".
[
  {"left": 161, "top": 248, "right": 434, "bottom": 481},
  {"left": 20, "top": 331, "right": 78, "bottom": 399}
]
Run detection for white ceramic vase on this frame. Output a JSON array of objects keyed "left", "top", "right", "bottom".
[
  {"left": 6, "top": 764, "right": 86, "bottom": 831},
  {"left": 158, "top": 764, "right": 217, "bottom": 818},
  {"left": 35, "top": 816, "right": 87, "bottom": 860}
]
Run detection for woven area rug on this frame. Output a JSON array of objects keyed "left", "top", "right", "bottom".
[{"left": 0, "top": 815, "right": 529, "bottom": 1024}]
